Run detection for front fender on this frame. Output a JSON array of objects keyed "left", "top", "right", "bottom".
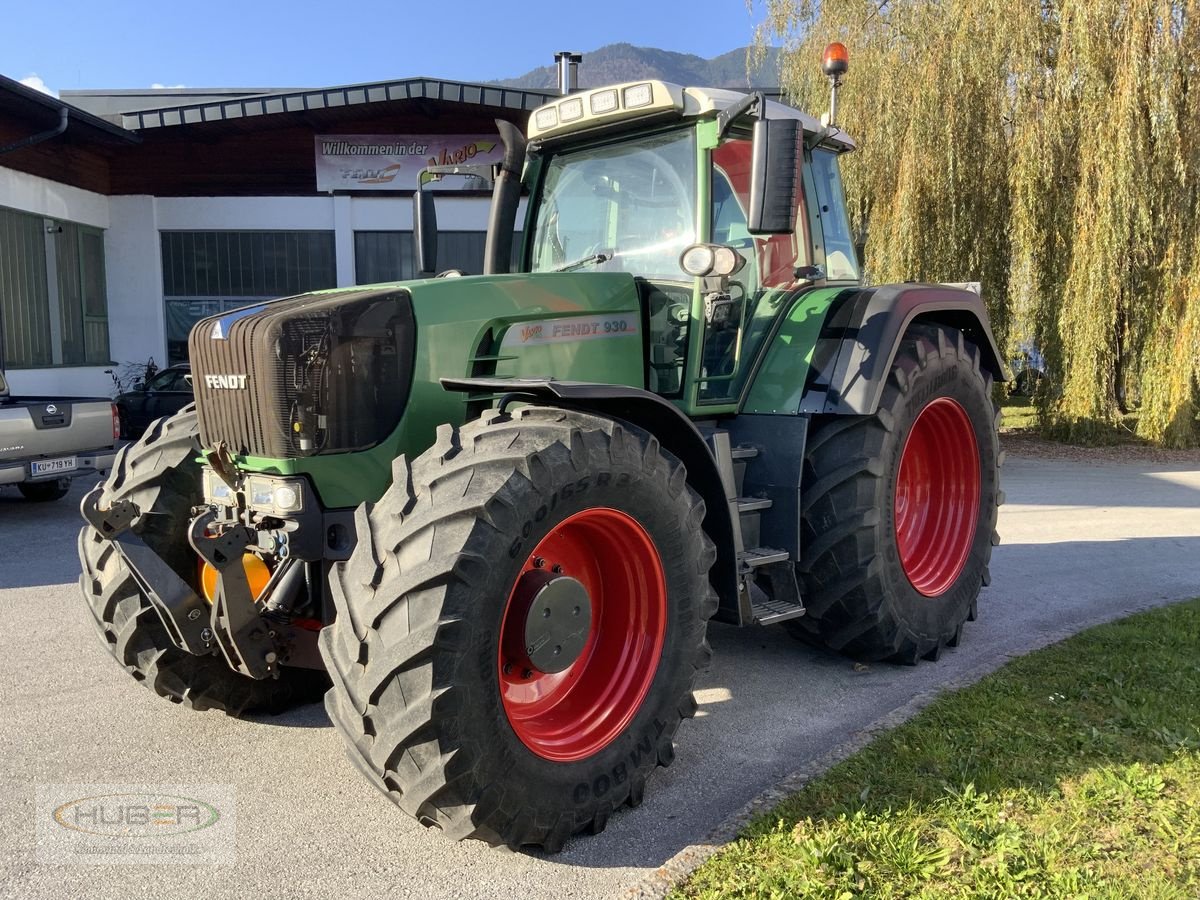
[{"left": 441, "top": 377, "right": 740, "bottom": 622}]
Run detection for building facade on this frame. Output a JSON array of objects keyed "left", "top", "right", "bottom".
[{"left": 0, "top": 74, "right": 553, "bottom": 395}]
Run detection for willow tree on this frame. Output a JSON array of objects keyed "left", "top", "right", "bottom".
[{"left": 753, "top": 0, "right": 1200, "bottom": 446}]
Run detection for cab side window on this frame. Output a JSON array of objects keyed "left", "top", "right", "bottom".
[
  {"left": 711, "top": 138, "right": 810, "bottom": 287},
  {"left": 698, "top": 138, "right": 811, "bottom": 403},
  {"left": 811, "top": 150, "right": 860, "bottom": 280}
]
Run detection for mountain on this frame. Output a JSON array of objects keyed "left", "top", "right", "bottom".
[{"left": 493, "top": 43, "right": 782, "bottom": 91}]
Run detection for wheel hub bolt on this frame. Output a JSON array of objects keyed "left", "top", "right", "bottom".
[
  {"left": 533, "top": 557, "right": 545, "bottom": 568},
  {"left": 522, "top": 669, "right": 533, "bottom": 679}
]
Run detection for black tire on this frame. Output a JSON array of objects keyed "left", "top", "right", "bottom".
[
  {"left": 789, "top": 324, "right": 1001, "bottom": 663},
  {"left": 19, "top": 478, "right": 70, "bottom": 502},
  {"left": 78, "top": 406, "right": 327, "bottom": 715},
  {"left": 1010, "top": 366, "right": 1042, "bottom": 398},
  {"left": 116, "top": 407, "right": 132, "bottom": 441},
  {"left": 321, "top": 406, "right": 717, "bottom": 851}
]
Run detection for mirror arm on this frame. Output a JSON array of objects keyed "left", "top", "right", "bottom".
[{"left": 716, "top": 91, "right": 764, "bottom": 139}]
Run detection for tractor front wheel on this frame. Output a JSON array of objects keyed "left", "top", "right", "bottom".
[
  {"left": 320, "top": 406, "right": 717, "bottom": 850},
  {"left": 789, "top": 324, "right": 1001, "bottom": 663}
]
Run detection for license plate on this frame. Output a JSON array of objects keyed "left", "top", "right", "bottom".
[{"left": 31, "top": 456, "right": 77, "bottom": 476}]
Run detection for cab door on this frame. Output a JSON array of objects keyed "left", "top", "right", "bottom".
[{"left": 691, "top": 133, "right": 814, "bottom": 407}]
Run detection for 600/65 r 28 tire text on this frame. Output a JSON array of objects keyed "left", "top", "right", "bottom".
[
  {"left": 320, "top": 406, "right": 718, "bottom": 851},
  {"left": 789, "top": 324, "right": 1002, "bottom": 663},
  {"left": 77, "top": 406, "right": 326, "bottom": 715}
]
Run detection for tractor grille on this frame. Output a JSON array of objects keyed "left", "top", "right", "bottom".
[{"left": 188, "top": 288, "right": 415, "bottom": 459}]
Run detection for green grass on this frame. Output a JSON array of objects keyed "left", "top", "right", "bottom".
[
  {"left": 1001, "top": 395, "right": 1039, "bottom": 433},
  {"left": 674, "top": 600, "right": 1200, "bottom": 899}
]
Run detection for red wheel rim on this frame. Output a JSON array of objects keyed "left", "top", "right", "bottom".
[
  {"left": 498, "top": 507, "right": 667, "bottom": 762},
  {"left": 894, "top": 397, "right": 981, "bottom": 597}
]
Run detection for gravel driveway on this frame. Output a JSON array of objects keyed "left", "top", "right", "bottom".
[{"left": 2, "top": 452, "right": 1198, "bottom": 899}]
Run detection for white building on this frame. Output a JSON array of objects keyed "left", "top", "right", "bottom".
[{"left": 0, "top": 73, "right": 552, "bottom": 395}]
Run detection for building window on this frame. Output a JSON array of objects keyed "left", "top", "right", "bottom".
[
  {"left": 161, "top": 231, "right": 336, "bottom": 363},
  {"left": 0, "top": 207, "right": 50, "bottom": 368},
  {"left": 353, "top": 231, "right": 522, "bottom": 284},
  {"left": 354, "top": 231, "right": 415, "bottom": 284},
  {"left": 0, "top": 205, "right": 110, "bottom": 369},
  {"left": 58, "top": 222, "right": 111, "bottom": 365}
]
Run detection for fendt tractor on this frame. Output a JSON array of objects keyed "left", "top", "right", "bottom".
[{"left": 78, "top": 45, "right": 1004, "bottom": 851}]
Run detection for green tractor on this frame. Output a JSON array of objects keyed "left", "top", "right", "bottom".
[{"left": 78, "top": 48, "right": 1004, "bottom": 852}]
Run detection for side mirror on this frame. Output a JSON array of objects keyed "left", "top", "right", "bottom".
[
  {"left": 747, "top": 118, "right": 801, "bottom": 235},
  {"left": 133, "top": 380, "right": 145, "bottom": 392},
  {"left": 413, "top": 189, "right": 438, "bottom": 275}
]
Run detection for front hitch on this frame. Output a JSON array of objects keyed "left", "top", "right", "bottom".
[
  {"left": 81, "top": 486, "right": 281, "bottom": 680},
  {"left": 188, "top": 510, "right": 278, "bottom": 680}
]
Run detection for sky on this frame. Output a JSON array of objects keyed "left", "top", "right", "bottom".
[{"left": 2, "top": 0, "right": 776, "bottom": 96}]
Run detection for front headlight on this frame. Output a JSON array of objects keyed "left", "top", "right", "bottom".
[
  {"left": 202, "top": 467, "right": 235, "bottom": 506},
  {"left": 202, "top": 467, "right": 305, "bottom": 516},
  {"left": 246, "top": 475, "right": 305, "bottom": 516}
]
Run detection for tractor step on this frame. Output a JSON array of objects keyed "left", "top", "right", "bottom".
[
  {"left": 750, "top": 592, "right": 807, "bottom": 625},
  {"left": 706, "top": 428, "right": 805, "bottom": 626},
  {"left": 740, "top": 546, "right": 790, "bottom": 568},
  {"left": 741, "top": 549, "right": 805, "bottom": 624},
  {"left": 731, "top": 445, "right": 758, "bottom": 495}
]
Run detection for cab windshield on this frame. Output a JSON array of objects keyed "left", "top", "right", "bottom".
[{"left": 529, "top": 129, "right": 696, "bottom": 281}]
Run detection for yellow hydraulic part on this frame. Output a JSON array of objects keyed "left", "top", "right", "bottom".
[{"left": 199, "top": 553, "right": 272, "bottom": 604}]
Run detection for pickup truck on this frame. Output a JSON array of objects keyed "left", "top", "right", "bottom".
[{"left": 0, "top": 368, "right": 120, "bottom": 502}]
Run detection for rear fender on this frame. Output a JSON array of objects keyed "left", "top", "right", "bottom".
[
  {"left": 441, "top": 378, "right": 739, "bottom": 620},
  {"left": 799, "top": 283, "right": 1009, "bottom": 416}
]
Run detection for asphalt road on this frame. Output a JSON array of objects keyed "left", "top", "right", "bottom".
[{"left": 2, "top": 453, "right": 1198, "bottom": 899}]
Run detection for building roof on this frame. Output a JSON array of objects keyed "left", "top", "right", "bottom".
[
  {"left": 0, "top": 73, "right": 139, "bottom": 146},
  {"left": 62, "top": 87, "right": 300, "bottom": 124},
  {"left": 117, "top": 77, "right": 561, "bottom": 131}
]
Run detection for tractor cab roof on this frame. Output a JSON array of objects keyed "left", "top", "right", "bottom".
[{"left": 527, "top": 80, "right": 856, "bottom": 152}]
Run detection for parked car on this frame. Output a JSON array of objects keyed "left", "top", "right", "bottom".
[
  {"left": 1009, "top": 342, "right": 1046, "bottom": 397},
  {"left": 0, "top": 368, "right": 119, "bottom": 502},
  {"left": 115, "top": 364, "right": 193, "bottom": 439}
]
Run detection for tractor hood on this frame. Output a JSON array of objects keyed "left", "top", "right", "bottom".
[{"left": 188, "top": 271, "right": 648, "bottom": 508}]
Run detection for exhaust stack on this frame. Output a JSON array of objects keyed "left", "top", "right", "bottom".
[{"left": 554, "top": 51, "right": 582, "bottom": 95}]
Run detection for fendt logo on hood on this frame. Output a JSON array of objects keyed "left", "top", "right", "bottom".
[{"left": 204, "top": 374, "right": 247, "bottom": 390}]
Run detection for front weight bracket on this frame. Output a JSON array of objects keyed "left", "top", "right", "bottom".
[
  {"left": 81, "top": 485, "right": 215, "bottom": 656},
  {"left": 188, "top": 511, "right": 276, "bottom": 680}
]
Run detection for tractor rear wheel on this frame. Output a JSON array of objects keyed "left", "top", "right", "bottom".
[
  {"left": 320, "top": 406, "right": 717, "bottom": 851},
  {"left": 789, "top": 324, "right": 1001, "bottom": 663},
  {"left": 78, "top": 407, "right": 327, "bottom": 715}
]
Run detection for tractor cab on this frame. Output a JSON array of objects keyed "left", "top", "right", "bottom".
[{"left": 417, "top": 78, "right": 860, "bottom": 412}]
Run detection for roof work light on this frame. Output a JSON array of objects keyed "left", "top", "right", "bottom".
[
  {"left": 822, "top": 42, "right": 850, "bottom": 78},
  {"left": 821, "top": 42, "right": 850, "bottom": 128}
]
